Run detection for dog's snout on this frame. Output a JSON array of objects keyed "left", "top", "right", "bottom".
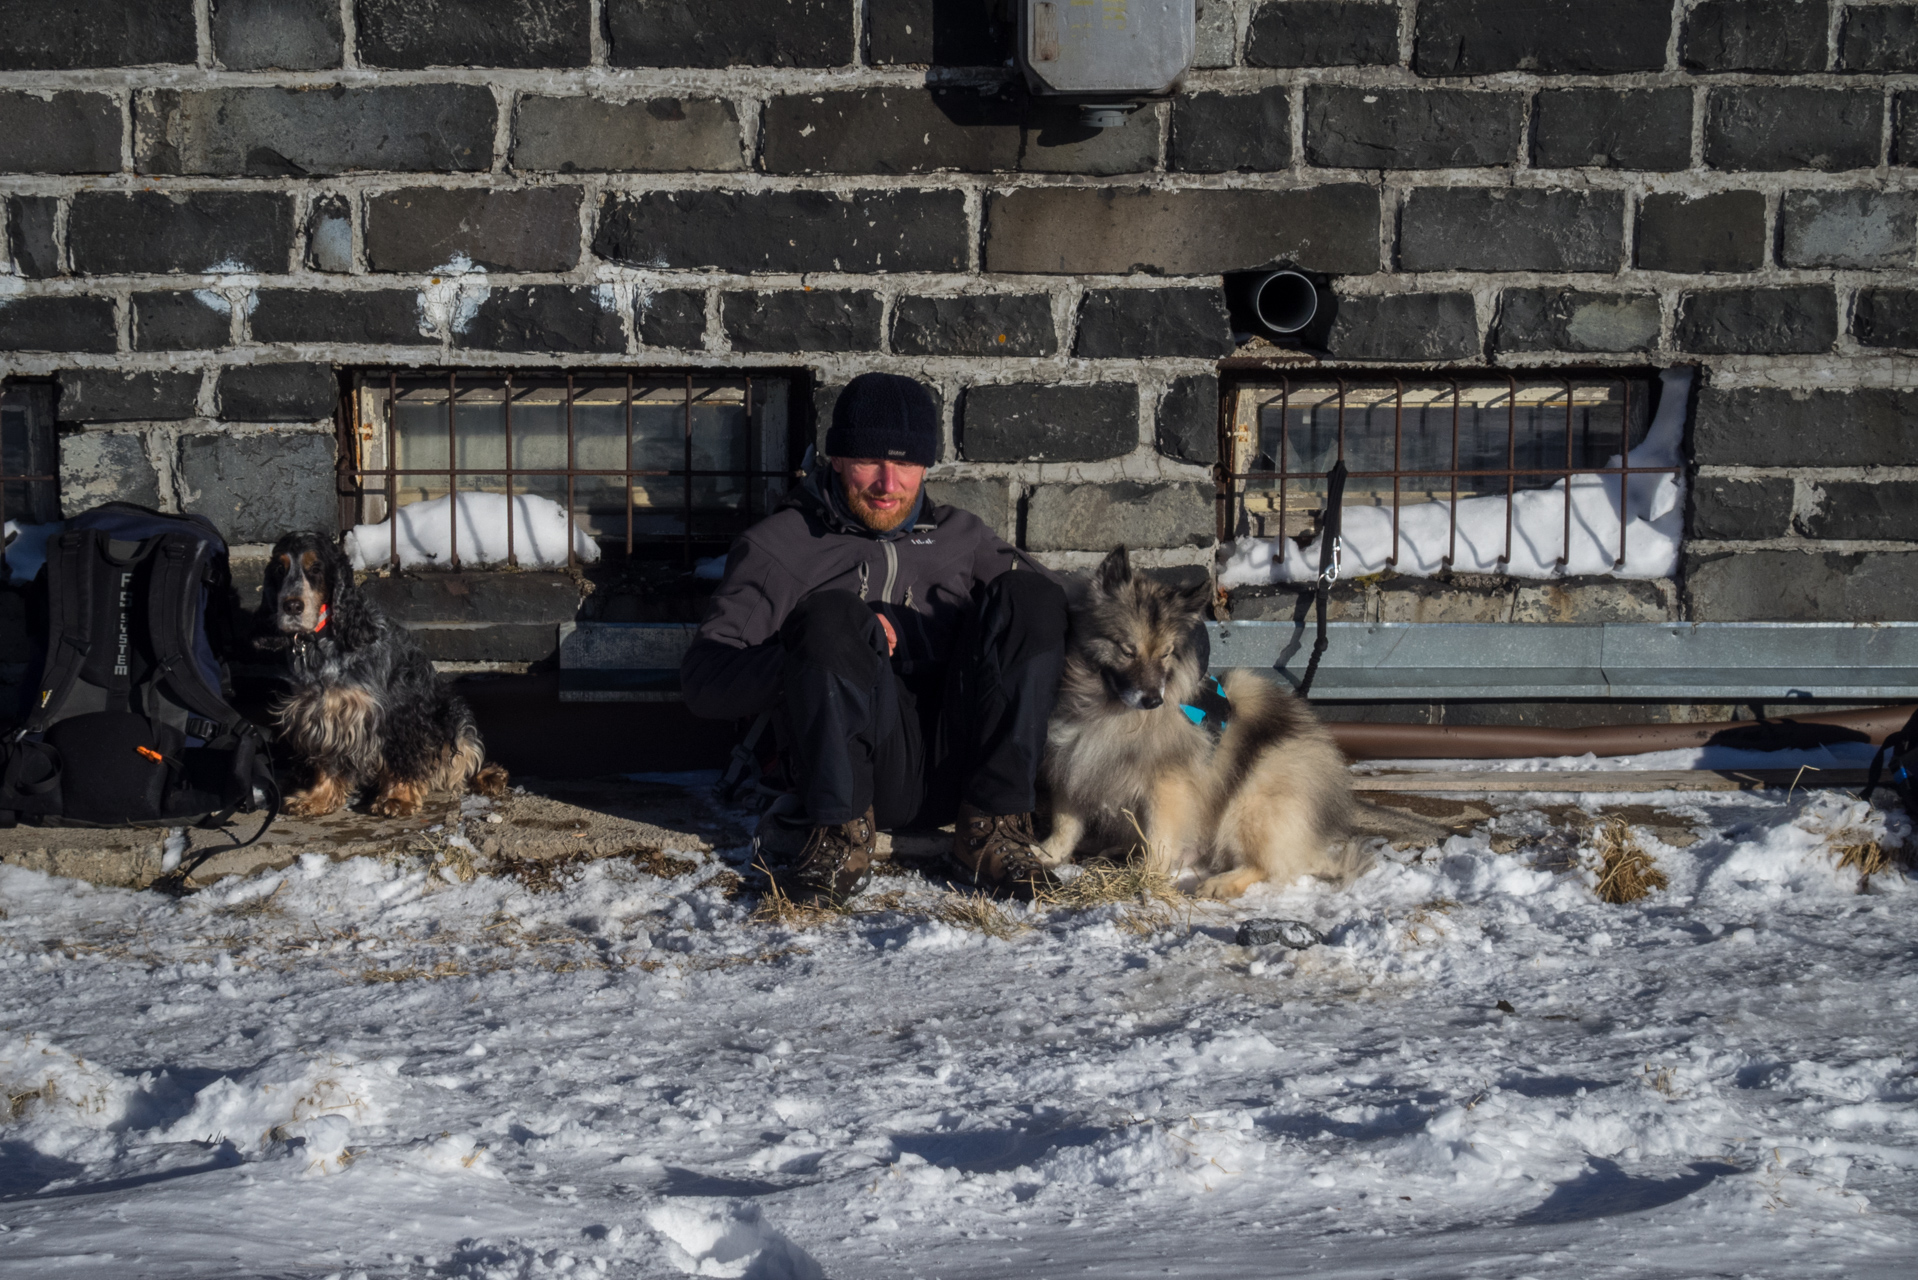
[
  {"left": 1137, "top": 691, "right": 1163, "bottom": 709},
  {"left": 281, "top": 596, "right": 306, "bottom": 616}
]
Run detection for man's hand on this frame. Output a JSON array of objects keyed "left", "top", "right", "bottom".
[{"left": 877, "top": 613, "right": 898, "bottom": 656}]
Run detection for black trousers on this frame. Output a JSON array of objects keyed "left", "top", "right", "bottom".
[{"left": 776, "top": 572, "right": 1068, "bottom": 829}]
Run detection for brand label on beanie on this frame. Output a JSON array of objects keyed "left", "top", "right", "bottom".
[{"left": 887, "top": 448, "right": 905, "bottom": 457}]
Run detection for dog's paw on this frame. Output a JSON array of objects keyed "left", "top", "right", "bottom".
[
  {"left": 370, "top": 793, "right": 425, "bottom": 818},
  {"left": 1195, "top": 869, "right": 1262, "bottom": 900},
  {"left": 286, "top": 792, "right": 343, "bottom": 818}
]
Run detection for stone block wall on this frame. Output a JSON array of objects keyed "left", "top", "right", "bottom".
[{"left": 0, "top": 0, "right": 1914, "bottom": 622}]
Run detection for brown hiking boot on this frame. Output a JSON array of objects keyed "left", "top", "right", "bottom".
[
  {"left": 776, "top": 807, "right": 877, "bottom": 906},
  {"left": 950, "top": 806, "right": 1056, "bottom": 898}
]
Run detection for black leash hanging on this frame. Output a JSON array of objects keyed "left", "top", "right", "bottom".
[{"left": 1295, "top": 459, "right": 1348, "bottom": 699}]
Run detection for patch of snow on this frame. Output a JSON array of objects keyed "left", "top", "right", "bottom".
[{"left": 345, "top": 491, "right": 599, "bottom": 569}]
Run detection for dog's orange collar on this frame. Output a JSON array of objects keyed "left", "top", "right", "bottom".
[{"left": 315, "top": 603, "right": 329, "bottom": 632}]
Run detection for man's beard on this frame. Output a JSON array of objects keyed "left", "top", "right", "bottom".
[{"left": 843, "top": 479, "right": 921, "bottom": 532}]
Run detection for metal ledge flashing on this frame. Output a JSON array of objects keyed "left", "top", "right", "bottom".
[{"left": 557, "top": 621, "right": 1918, "bottom": 703}]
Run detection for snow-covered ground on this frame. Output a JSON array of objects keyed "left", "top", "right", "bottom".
[{"left": 1, "top": 767, "right": 1914, "bottom": 1279}]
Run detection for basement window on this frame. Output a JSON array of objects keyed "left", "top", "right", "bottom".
[
  {"left": 0, "top": 380, "right": 60, "bottom": 528},
  {"left": 344, "top": 370, "right": 800, "bottom": 570},
  {"left": 1218, "top": 368, "right": 1689, "bottom": 585}
]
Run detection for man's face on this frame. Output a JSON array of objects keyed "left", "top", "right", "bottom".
[{"left": 832, "top": 457, "right": 927, "bottom": 532}]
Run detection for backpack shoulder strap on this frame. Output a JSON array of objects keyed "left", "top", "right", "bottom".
[
  {"left": 146, "top": 533, "right": 242, "bottom": 732},
  {"left": 24, "top": 530, "right": 100, "bottom": 734}
]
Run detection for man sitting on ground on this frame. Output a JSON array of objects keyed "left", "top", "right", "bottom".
[{"left": 681, "top": 372, "right": 1069, "bottom": 903}]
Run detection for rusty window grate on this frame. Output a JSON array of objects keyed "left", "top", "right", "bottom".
[
  {"left": 0, "top": 380, "right": 61, "bottom": 531},
  {"left": 344, "top": 369, "right": 800, "bottom": 571},
  {"left": 1218, "top": 371, "right": 1679, "bottom": 575}
]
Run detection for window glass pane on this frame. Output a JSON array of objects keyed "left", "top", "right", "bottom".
[
  {"left": 1237, "top": 376, "right": 1652, "bottom": 540},
  {"left": 0, "top": 382, "right": 60, "bottom": 525},
  {"left": 354, "top": 371, "right": 793, "bottom": 564}
]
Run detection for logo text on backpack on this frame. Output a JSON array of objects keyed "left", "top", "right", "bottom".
[{"left": 114, "top": 572, "right": 132, "bottom": 677}]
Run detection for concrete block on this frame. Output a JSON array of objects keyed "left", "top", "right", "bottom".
[
  {"left": 1510, "top": 579, "right": 1674, "bottom": 623},
  {"left": 1531, "top": 89, "right": 1692, "bottom": 171},
  {"left": 57, "top": 370, "right": 199, "bottom": 423},
  {"left": 1400, "top": 188, "right": 1622, "bottom": 272},
  {"left": 636, "top": 289, "right": 708, "bottom": 349},
  {"left": 1681, "top": 0, "right": 1829, "bottom": 73},
  {"left": 366, "top": 186, "right": 581, "bottom": 272},
  {"left": 1412, "top": 0, "right": 1671, "bottom": 75},
  {"left": 864, "top": 0, "right": 1008, "bottom": 66},
  {"left": 1074, "top": 288, "right": 1233, "bottom": 359},
  {"left": 60, "top": 431, "right": 162, "bottom": 512},
  {"left": 1495, "top": 288, "right": 1660, "bottom": 353},
  {"left": 1686, "top": 550, "right": 1918, "bottom": 621},
  {"left": 605, "top": 0, "right": 852, "bottom": 68},
  {"left": 1897, "top": 93, "right": 1918, "bottom": 166},
  {"left": 595, "top": 188, "right": 968, "bottom": 274},
  {"left": 0, "top": 91, "right": 122, "bottom": 174},
  {"left": 213, "top": 0, "right": 344, "bottom": 70},
  {"left": 1246, "top": 1, "right": 1401, "bottom": 66},
  {"left": 355, "top": 0, "right": 590, "bottom": 68},
  {"left": 1693, "top": 387, "right": 1918, "bottom": 468},
  {"left": 1635, "top": 190, "right": 1767, "bottom": 273},
  {"left": 1853, "top": 288, "right": 1918, "bottom": 349},
  {"left": 132, "top": 291, "right": 231, "bottom": 352},
  {"left": 1017, "top": 101, "right": 1161, "bottom": 176},
  {"left": 1305, "top": 88, "right": 1522, "bottom": 169},
  {"left": 1373, "top": 579, "right": 1515, "bottom": 624},
  {"left": 1690, "top": 475, "right": 1793, "bottom": 540},
  {"left": 303, "top": 193, "right": 354, "bottom": 272},
  {"left": 891, "top": 294, "right": 1057, "bottom": 358},
  {"left": 1797, "top": 480, "right": 1918, "bottom": 541},
  {"left": 180, "top": 430, "right": 338, "bottom": 541},
  {"left": 68, "top": 191, "right": 293, "bottom": 275},
  {"left": 1841, "top": 4, "right": 1918, "bottom": 71},
  {"left": 1779, "top": 190, "right": 1917, "bottom": 269},
  {"left": 251, "top": 288, "right": 426, "bottom": 346},
  {"left": 1193, "top": 0, "right": 1238, "bottom": 67},
  {"left": 960, "top": 383, "right": 1137, "bottom": 463},
  {"left": 1706, "top": 88, "right": 1882, "bottom": 172},
  {"left": 760, "top": 87, "right": 1022, "bottom": 173},
  {"left": 1025, "top": 482, "right": 1214, "bottom": 552},
  {"left": 925, "top": 477, "right": 1015, "bottom": 542},
  {"left": 0, "top": 296, "right": 117, "bottom": 353},
  {"left": 137, "top": 85, "right": 495, "bottom": 176},
  {"left": 1675, "top": 286, "right": 1837, "bottom": 355},
  {"left": 1324, "top": 293, "right": 1480, "bottom": 362},
  {"left": 513, "top": 96, "right": 743, "bottom": 172},
  {"left": 218, "top": 363, "right": 339, "bottom": 422},
  {"left": 0, "top": 1, "right": 195, "bottom": 69},
  {"left": 982, "top": 185, "right": 1379, "bottom": 275},
  {"left": 1170, "top": 88, "right": 1291, "bottom": 172},
  {"left": 5, "top": 196, "right": 60, "bottom": 278},
  {"left": 1155, "top": 374, "right": 1220, "bottom": 466},
  {"left": 457, "top": 286, "right": 626, "bottom": 354},
  {"left": 722, "top": 291, "right": 882, "bottom": 353}
]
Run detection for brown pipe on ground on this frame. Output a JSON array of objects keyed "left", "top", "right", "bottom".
[{"left": 1325, "top": 705, "right": 1917, "bottom": 762}]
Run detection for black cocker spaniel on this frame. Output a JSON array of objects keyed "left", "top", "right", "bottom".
[{"left": 263, "top": 531, "right": 507, "bottom": 817}]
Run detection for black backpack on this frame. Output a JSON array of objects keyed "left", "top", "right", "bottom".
[
  {"left": 0, "top": 503, "right": 277, "bottom": 863},
  {"left": 1861, "top": 707, "right": 1918, "bottom": 817}
]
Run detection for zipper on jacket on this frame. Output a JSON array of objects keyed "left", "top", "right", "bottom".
[
  {"left": 880, "top": 541, "right": 898, "bottom": 604},
  {"left": 857, "top": 562, "right": 869, "bottom": 600},
  {"left": 902, "top": 584, "right": 914, "bottom": 612}
]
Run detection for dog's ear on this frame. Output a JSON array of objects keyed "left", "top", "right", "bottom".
[
  {"left": 1176, "top": 579, "right": 1214, "bottom": 617},
  {"left": 323, "top": 538, "right": 381, "bottom": 649},
  {"left": 1095, "top": 546, "right": 1131, "bottom": 595}
]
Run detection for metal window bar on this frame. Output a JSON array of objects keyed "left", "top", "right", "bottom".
[
  {"left": 349, "top": 369, "right": 791, "bottom": 571},
  {"left": 1220, "top": 373, "right": 1680, "bottom": 576}
]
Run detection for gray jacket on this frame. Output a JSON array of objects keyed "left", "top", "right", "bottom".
[{"left": 681, "top": 473, "right": 1028, "bottom": 720}]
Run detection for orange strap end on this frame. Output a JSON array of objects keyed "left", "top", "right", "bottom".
[{"left": 135, "top": 745, "right": 164, "bottom": 764}]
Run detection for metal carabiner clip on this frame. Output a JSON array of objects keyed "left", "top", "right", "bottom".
[{"left": 1319, "top": 536, "right": 1343, "bottom": 585}]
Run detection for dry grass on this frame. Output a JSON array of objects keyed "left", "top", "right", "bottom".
[
  {"left": 1589, "top": 815, "right": 1667, "bottom": 904},
  {"left": 8, "top": 1081, "right": 51, "bottom": 1120},
  {"left": 1402, "top": 897, "right": 1458, "bottom": 946},
  {"left": 491, "top": 845, "right": 700, "bottom": 894},
  {"left": 748, "top": 863, "right": 848, "bottom": 931},
  {"left": 360, "top": 959, "right": 467, "bottom": 984},
  {"left": 1034, "top": 856, "right": 1188, "bottom": 936},
  {"left": 935, "top": 891, "right": 1031, "bottom": 940},
  {"left": 1828, "top": 828, "right": 1912, "bottom": 889}
]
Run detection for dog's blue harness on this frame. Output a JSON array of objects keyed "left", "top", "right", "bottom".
[{"left": 1181, "top": 676, "right": 1231, "bottom": 742}]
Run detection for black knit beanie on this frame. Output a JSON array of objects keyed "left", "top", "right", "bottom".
[{"left": 825, "top": 372, "right": 938, "bottom": 467}]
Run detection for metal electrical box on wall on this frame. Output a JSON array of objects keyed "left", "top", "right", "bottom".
[{"left": 1018, "top": 0, "right": 1196, "bottom": 125}]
